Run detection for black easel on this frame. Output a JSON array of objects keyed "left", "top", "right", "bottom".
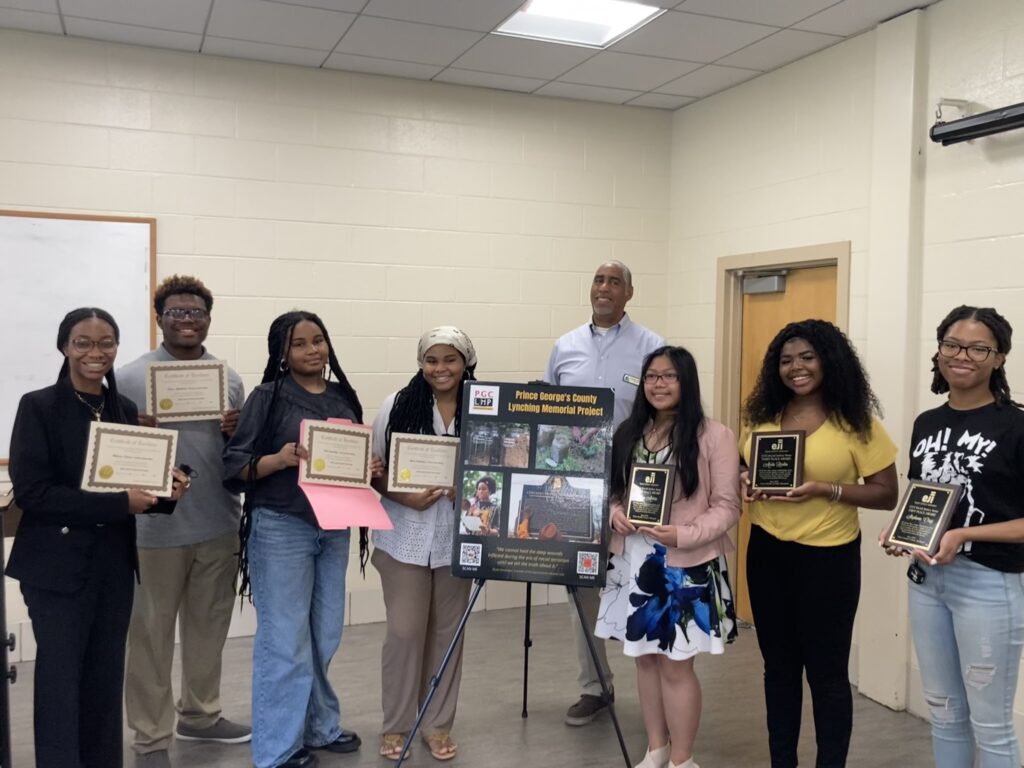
[
  {"left": 395, "top": 578, "right": 631, "bottom": 768},
  {"left": 521, "top": 583, "right": 533, "bottom": 718},
  {"left": 0, "top": 498, "right": 17, "bottom": 768}
]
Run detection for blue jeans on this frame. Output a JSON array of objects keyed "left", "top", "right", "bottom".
[
  {"left": 909, "top": 556, "right": 1024, "bottom": 768},
  {"left": 248, "top": 508, "right": 351, "bottom": 768}
]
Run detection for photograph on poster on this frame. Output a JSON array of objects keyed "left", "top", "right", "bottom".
[
  {"left": 534, "top": 424, "right": 609, "bottom": 473},
  {"left": 464, "top": 421, "right": 531, "bottom": 468},
  {"left": 506, "top": 473, "right": 604, "bottom": 543},
  {"left": 460, "top": 470, "right": 503, "bottom": 536}
]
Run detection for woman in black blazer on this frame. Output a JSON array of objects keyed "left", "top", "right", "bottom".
[{"left": 6, "top": 308, "right": 188, "bottom": 768}]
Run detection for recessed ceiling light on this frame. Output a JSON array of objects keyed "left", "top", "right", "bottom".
[{"left": 495, "top": 0, "right": 664, "bottom": 49}]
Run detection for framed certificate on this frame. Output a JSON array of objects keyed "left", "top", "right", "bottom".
[
  {"left": 299, "top": 420, "right": 371, "bottom": 488},
  {"left": 750, "top": 430, "right": 805, "bottom": 495},
  {"left": 885, "top": 480, "right": 963, "bottom": 556},
  {"left": 81, "top": 422, "right": 178, "bottom": 497},
  {"left": 387, "top": 433, "right": 459, "bottom": 492},
  {"left": 146, "top": 360, "right": 229, "bottom": 422},
  {"left": 626, "top": 463, "right": 675, "bottom": 527}
]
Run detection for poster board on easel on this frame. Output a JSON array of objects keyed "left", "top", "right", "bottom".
[{"left": 0, "top": 210, "right": 156, "bottom": 463}]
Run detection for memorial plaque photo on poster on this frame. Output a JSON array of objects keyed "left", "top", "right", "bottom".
[
  {"left": 885, "top": 480, "right": 963, "bottom": 557},
  {"left": 451, "top": 381, "right": 614, "bottom": 588},
  {"left": 750, "top": 430, "right": 805, "bottom": 494}
]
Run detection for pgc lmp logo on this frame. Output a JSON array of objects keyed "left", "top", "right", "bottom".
[{"left": 468, "top": 384, "right": 500, "bottom": 415}]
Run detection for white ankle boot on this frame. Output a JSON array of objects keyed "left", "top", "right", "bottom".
[
  {"left": 634, "top": 744, "right": 670, "bottom": 768},
  {"left": 669, "top": 758, "right": 700, "bottom": 768}
]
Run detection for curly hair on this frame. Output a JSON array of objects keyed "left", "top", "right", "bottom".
[
  {"left": 154, "top": 274, "right": 214, "bottom": 315},
  {"left": 742, "top": 319, "right": 880, "bottom": 439},
  {"left": 931, "top": 305, "right": 1016, "bottom": 406}
]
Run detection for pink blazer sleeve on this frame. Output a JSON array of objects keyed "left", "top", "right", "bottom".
[{"left": 674, "top": 422, "right": 741, "bottom": 550}]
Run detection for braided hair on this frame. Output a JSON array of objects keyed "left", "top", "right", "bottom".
[
  {"left": 237, "top": 311, "right": 366, "bottom": 597},
  {"left": 931, "top": 306, "right": 1018, "bottom": 406},
  {"left": 56, "top": 307, "right": 130, "bottom": 423}
]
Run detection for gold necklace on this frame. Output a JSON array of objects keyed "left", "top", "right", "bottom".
[{"left": 73, "top": 390, "right": 105, "bottom": 421}]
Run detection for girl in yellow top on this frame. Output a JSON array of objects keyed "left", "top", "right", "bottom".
[{"left": 739, "top": 319, "right": 898, "bottom": 768}]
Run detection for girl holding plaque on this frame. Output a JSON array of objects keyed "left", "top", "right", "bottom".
[
  {"left": 740, "top": 319, "right": 898, "bottom": 768},
  {"left": 370, "top": 326, "right": 477, "bottom": 761},
  {"left": 596, "top": 346, "right": 740, "bottom": 768},
  {"left": 7, "top": 308, "right": 188, "bottom": 768},
  {"left": 887, "top": 306, "right": 1024, "bottom": 767},
  {"left": 223, "top": 311, "right": 382, "bottom": 768}
]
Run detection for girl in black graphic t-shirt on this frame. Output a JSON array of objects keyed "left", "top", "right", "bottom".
[{"left": 888, "top": 305, "right": 1024, "bottom": 768}]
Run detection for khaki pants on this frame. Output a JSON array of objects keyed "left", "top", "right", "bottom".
[
  {"left": 372, "top": 548, "right": 471, "bottom": 736},
  {"left": 569, "top": 585, "right": 614, "bottom": 696},
  {"left": 125, "top": 529, "right": 239, "bottom": 753}
]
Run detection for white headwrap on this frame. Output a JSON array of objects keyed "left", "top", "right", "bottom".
[{"left": 417, "top": 326, "right": 477, "bottom": 370}]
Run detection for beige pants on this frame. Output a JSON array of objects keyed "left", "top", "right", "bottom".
[
  {"left": 125, "top": 529, "right": 239, "bottom": 753},
  {"left": 372, "top": 548, "right": 472, "bottom": 736},
  {"left": 569, "top": 585, "right": 614, "bottom": 696}
]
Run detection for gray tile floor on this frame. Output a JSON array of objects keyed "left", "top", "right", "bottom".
[{"left": 7, "top": 602, "right": 933, "bottom": 767}]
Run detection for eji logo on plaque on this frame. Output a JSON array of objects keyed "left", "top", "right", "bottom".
[{"left": 468, "top": 384, "right": 500, "bottom": 415}]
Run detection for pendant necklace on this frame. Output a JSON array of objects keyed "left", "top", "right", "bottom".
[{"left": 74, "top": 390, "right": 105, "bottom": 421}]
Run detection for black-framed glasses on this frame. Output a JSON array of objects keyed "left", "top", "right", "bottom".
[
  {"left": 643, "top": 372, "right": 679, "bottom": 384},
  {"left": 70, "top": 337, "right": 118, "bottom": 353},
  {"left": 162, "top": 308, "right": 210, "bottom": 322},
  {"left": 938, "top": 340, "right": 997, "bottom": 362}
]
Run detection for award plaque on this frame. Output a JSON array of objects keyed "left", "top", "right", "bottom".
[
  {"left": 749, "top": 430, "right": 805, "bottom": 495},
  {"left": 885, "top": 480, "right": 963, "bottom": 556},
  {"left": 626, "top": 463, "right": 675, "bottom": 527}
]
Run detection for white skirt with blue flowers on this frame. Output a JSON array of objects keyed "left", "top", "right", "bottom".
[{"left": 595, "top": 531, "right": 737, "bottom": 659}]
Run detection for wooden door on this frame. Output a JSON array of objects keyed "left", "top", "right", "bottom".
[{"left": 735, "top": 265, "right": 837, "bottom": 623}]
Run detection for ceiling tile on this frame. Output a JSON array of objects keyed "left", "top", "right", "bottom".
[
  {"left": 717, "top": 28, "right": 840, "bottom": 71},
  {"left": 322, "top": 51, "right": 443, "bottom": 79},
  {"left": 676, "top": 0, "right": 838, "bottom": 27},
  {"left": 264, "top": 0, "right": 365, "bottom": 11},
  {"left": 334, "top": 15, "right": 483, "bottom": 66},
  {"left": 452, "top": 34, "right": 595, "bottom": 80},
  {"left": 64, "top": 17, "right": 202, "bottom": 51},
  {"left": 204, "top": 36, "right": 327, "bottom": 67},
  {"left": 611, "top": 10, "right": 776, "bottom": 62},
  {"left": 534, "top": 81, "right": 641, "bottom": 105},
  {"left": 60, "top": 0, "right": 211, "bottom": 33},
  {"left": 627, "top": 92, "right": 696, "bottom": 110},
  {"left": 795, "top": 0, "right": 936, "bottom": 37},
  {"left": 207, "top": 0, "right": 355, "bottom": 50},
  {"left": 0, "top": 8, "right": 62, "bottom": 33},
  {"left": 657, "top": 63, "right": 760, "bottom": 97},
  {"left": 433, "top": 67, "right": 545, "bottom": 93},
  {"left": 559, "top": 51, "right": 701, "bottom": 91},
  {"left": 362, "top": 0, "right": 524, "bottom": 33}
]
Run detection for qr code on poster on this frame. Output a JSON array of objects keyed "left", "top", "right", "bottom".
[
  {"left": 459, "top": 542, "right": 483, "bottom": 567},
  {"left": 577, "top": 551, "right": 599, "bottom": 576}
]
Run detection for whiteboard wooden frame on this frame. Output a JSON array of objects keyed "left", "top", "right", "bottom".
[{"left": 1, "top": 210, "right": 156, "bottom": 462}]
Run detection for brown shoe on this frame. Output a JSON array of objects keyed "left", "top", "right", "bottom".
[{"left": 564, "top": 692, "right": 614, "bottom": 726}]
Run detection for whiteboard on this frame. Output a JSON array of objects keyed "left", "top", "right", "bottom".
[{"left": 2, "top": 211, "right": 155, "bottom": 462}]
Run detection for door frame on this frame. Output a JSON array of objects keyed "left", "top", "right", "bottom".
[{"left": 713, "top": 241, "right": 851, "bottom": 433}]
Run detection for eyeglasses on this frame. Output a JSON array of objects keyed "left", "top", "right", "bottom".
[
  {"left": 162, "top": 308, "right": 210, "bottom": 322},
  {"left": 938, "top": 340, "right": 998, "bottom": 362},
  {"left": 643, "top": 372, "right": 679, "bottom": 384},
  {"left": 70, "top": 337, "right": 118, "bottom": 353}
]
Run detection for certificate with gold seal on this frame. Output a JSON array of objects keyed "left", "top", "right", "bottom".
[
  {"left": 81, "top": 422, "right": 178, "bottom": 497},
  {"left": 299, "top": 420, "right": 372, "bottom": 488},
  {"left": 386, "top": 433, "right": 460, "bottom": 492},
  {"left": 146, "top": 360, "right": 229, "bottom": 422}
]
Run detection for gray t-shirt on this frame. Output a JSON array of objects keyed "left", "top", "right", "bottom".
[{"left": 117, "top": 346, "right": 246, "bottom": 548}]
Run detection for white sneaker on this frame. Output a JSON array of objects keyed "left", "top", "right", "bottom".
[{"left": 635, "top": 744, "right": 670, "bottom": 768}]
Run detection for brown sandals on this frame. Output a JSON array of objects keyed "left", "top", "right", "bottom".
[{"left": 422, "top": 731, "right": 458, "bottom": 761}]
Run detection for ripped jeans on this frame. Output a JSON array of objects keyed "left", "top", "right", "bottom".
[{"left": 909, "top": 556, "right": 1024, "bottom": 768}]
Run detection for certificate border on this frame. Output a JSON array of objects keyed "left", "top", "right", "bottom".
[
  {"left": 83, "top": 422, "right": 177, "bottom": 496},
  {"left": 886, "top": 479, "right": 962, "bottom": 555},
  {"left": 750, "top": 430, "right": 806, "bottom": 494},
  {"left": 626, "top": 463, "right": 675, "bottom": 527},
  {"left": 302, "top": 422, "right": 371, "bottom": 487},
  {"left": 387, "top": 433, "right": 460, "bottom": 492},
  {"left": 146, "top": 360, "right": 229, "bottom": 422}
]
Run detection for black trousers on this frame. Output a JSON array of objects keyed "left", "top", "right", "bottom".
[
  {"left": 746, "top": 523, "right": 861, "bottom": 768},
  {"left": 21, "top": 528, "right": 134, "bottom": 768}
]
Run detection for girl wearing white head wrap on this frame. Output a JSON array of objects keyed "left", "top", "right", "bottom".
[{"left": 369, "top": 326, "right": 477, "bottom": 761}]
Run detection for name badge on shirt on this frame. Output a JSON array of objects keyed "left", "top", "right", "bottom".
[{"left": 623, "top": 374, "right": 641, "bottom": 386}]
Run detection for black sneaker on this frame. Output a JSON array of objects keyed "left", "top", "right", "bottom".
[
  {"left": 565, "top": 692, "right": 614, "bottom": 726},
  {"left": 307, "top": 730, "right": 361, "bottom": 754}
]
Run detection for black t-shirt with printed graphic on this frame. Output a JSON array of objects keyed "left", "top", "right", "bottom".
[{"left": 908, "top": 401, "right": 1024, "bottom": 573}]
